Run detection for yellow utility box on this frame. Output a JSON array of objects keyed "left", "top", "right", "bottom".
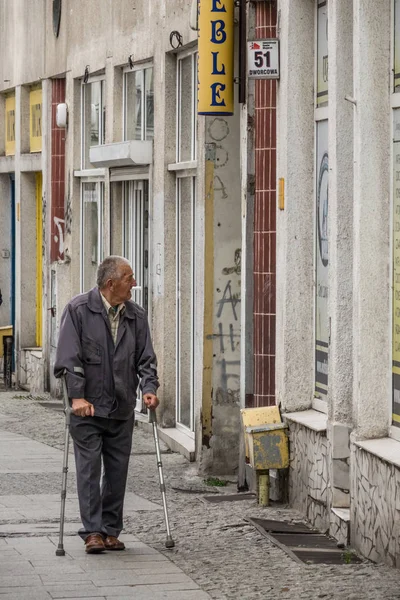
[
  {"left": 0, "top": 326, "right": 13, "bottom": 358},
  {"left": 241, "top": 406, "right": 289, "bottom": 506}
]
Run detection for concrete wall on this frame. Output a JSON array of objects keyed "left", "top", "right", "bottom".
[
  {"left": 276, "top": 0, "right": 315, "bottom": 413},
  {"left": 203, "top": 103, "right": 242, "bottom": 474},
  {"left": 277, "top": 0, "right": 400, "bottom": 568},
  {"left": 0, "top": 0, "right": 45, "bottom": 91},
  {"left": 0, "top": 0, "right": 243, "bottom": 474}
]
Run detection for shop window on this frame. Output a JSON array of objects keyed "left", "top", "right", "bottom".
[
  {"left": 81, "top": 79, "right": 106, "bottom": 169},
  {"left": 124, "top": 67, "right": 154, "bottom": 141},
  {"left": 395, "top": 0, "right": 400, "bottom": 93},
  {"left": 316, "top": 0, "right": 328, "bottom": 108},
  {"left": 314, "top": 0, "right": 329, "bottom": 407},
  {"left": 392, "top": 2, "right": 400, "bottom": 433}
]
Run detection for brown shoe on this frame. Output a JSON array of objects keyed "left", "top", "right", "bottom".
[
  {"left": 104, "top": 535, "right": 125, "bottom": 551},
  {"left": 85, "top": 533, "right": 105, "bottom": 554}
]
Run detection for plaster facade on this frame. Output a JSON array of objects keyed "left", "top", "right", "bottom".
[
  {"left": 276, "top": 0, "right": 400, "bottom": 568},
  {"left": 4, "top": 0, "right": 400, "bottom": 570},
  {"left": 0, "top": 0, "right": 243, "bottom": 474}
]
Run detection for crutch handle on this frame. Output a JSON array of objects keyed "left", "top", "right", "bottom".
[{"left": 149, "top": 409, "right": 157, "bottom": 424}]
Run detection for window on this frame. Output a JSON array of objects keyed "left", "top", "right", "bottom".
[
  {"left": 5, "top": 94, "right": 15, "bottom": 156},
  {"left": 80, "top": 181, "right": 104, "bottom": 292},
  {"left": 395, "top": 0, "right": 400, "bottom": 93},
  {"left": 176, "top": 175, "right": 196, "bottom": 431},
  {"left": 81, "top": 79, "right": 106, "bottom": 169},
  {"left": 124, "top": 67, "right": 154, "bottom": 141},
  {"left": 316, "top": 1, "right": 328, "bottom": 108},
  {"left": 392, "top": 1, "right": 400, "bottom": 433},
  {"left": 314, "top": 0, "right": 329, "bottom": 407},
  {"left": 169, "top": 47, "right": 198, "bottom": 433},
  {"left": 30, "top": 87, "right": 42, "bottom": 153},
  {"left": 177, "top": 52, "right": 197, "bottom": 162}
]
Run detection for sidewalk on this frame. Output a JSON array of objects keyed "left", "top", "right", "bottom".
[
  {"left": 2, "top": 391, "right": 400, "bottom": 600},
  {"left": 0, "top": 407, "right": 210, "bottom": 600}
]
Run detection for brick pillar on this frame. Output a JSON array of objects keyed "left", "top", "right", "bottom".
[{"left": 253, "top": 2, "right": 277, "bottom": 407}]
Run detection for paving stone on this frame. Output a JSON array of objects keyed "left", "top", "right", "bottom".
[
  {"left": 105, "top": 592, "right": 210, "bottom": 600},
  {"left": 0, "top": 562, "right": 35, "bottom": 574},
  {"left": 0, "top": 574, "right": 42, "bottom": 587},
  {"left": 43, "top": 584, "right": 101, "bottom": 598},
  {"left": 0, "top": 591, "right": 51, "bottom": 600},
  {"left": 97, "top": 583, "right": 202, "bottom": 595}
]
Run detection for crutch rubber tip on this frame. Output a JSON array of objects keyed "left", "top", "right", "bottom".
[
  {"left": 165, "top": 539, "right": 175, "bottom": 549},
  {"left": 56, "top": 548, "right": 66, "bottom": 556}
]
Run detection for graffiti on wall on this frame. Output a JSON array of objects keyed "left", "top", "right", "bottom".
[{"left": 206, "top": 116, "right": 242, "bottom": 399}]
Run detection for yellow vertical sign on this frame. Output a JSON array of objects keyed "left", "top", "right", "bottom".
[
  {"left": 30, "top": 88, "right": 42, "bottom": 153},
  {"left": 36, "top": 173, "right": 43, "bottom": 347},
  {"left": 198, "top": 0, "right": 234, "bottom": 116},
  {"left": 5, "top": 95, "right": 16, "bottom": 156}
]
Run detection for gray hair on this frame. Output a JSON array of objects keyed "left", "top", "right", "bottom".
[{"left": 97, "top": 256, "right": 130, "bottom": 288}]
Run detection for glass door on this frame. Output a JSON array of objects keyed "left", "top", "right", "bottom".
[
  {"left": 123, "top": 180, "right": 149, "bottom": 313},
  {"left": 80, "top": 181, "right": 104, "bottom": 292},
  {"left": 122, "top": 179, "right": 149, "bottom": 413}
]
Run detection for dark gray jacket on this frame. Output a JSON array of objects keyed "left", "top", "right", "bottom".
[{"left": 54, "top": 287, "right": 159, "bottom": 420}]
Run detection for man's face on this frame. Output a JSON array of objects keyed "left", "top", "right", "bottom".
[{"left": 110, "top": 264, "right": 136, "bottom": 304}]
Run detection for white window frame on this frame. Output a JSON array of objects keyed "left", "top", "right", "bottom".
[
  {"left": 176, "top": 49, "right": 198, "bottom": 164},
  {"left": 175, "top": 171, "right": 196, "bottom": 436},
  {"left": 80, "top": 179, "right": 104, "bottom": 293},
  {"left": 312, "top": 0, "right": 329, "bottom": 414},
  {"left": 390, "top": 0, "right": 400, "bottom": 441},
  {"left": 81, "top": 75, "right": 106, "bottom": 170},
  {"left": 123, "top": 63, "right": 154, "bottom": 142}
]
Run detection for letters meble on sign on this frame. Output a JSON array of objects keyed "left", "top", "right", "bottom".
[
  {"left": 248, "top": 40, "right": 280, "bottom": 79},
  {"left": 198, "top": 0, "right": 234, "bottom": 116}
]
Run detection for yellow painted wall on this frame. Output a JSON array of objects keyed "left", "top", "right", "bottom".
[
  {"left": 30, "top": 88, "right": 42, "bottom": 153},
  {"left": 36, "top": 173, "right": 43, "bottom": 347},
  {"left": 5, "top": 95, "right": 15, "bottom": 156}
]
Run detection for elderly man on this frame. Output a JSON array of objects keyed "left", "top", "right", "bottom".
[{"left": 54, "top": 256, "right": 159, "bottom": 554}]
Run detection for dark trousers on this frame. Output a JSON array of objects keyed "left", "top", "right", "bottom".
[{"left": 69, "top": 413, "right": 135, "bottom": 539}]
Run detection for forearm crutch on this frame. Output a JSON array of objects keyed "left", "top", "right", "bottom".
[
  {"left": 56, "top": 374, "right": 71, "bottom": 556},
  {"left": 149, "top": 410, "right": 175, "bottom": 548}
]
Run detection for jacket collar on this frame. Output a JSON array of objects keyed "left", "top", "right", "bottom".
[{"left": 87, "top": 287, "right": 136, "bottom": 319}]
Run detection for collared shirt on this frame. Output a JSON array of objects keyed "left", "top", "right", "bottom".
[{"left": 101, "top": 293, "right": 126, "bottom": 344}]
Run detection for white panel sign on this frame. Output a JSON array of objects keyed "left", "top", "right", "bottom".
[{"left": 247, "top": 40, "right": 279, "bottom": 79}]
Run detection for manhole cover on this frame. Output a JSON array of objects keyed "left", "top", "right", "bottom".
[
  {"left": 249, "top": 518, "right": 362, "bottom": 565},
  {"left": 204, "top": 493, "right": 256, "bottom": 503}
]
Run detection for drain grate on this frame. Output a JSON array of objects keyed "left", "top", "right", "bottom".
[
  {"left": 204, "top": 493, "right": 256, "bottom": 503},
  {"left": 249, "top": 518, "right": 362, "bottom": 565}
]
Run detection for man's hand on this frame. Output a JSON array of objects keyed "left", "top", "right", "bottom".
[
  {"left": 71, "top": 398, "right": 95, "bottom": 417},
  {"left": 143, "top": 393, "right": 159, "bottom": 410}
]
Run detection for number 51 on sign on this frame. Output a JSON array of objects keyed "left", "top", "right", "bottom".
[{"left": 248, "top": 40, "right": 280, "bottom": 80}]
